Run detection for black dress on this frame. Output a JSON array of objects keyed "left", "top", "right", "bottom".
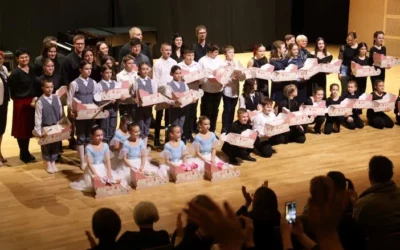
[
  {"left": 37, "top": 73, "right": 62, "bottom": 95},
  {"left": 343, "top": 92, "right": 364, "bottom": 129},
  {"left": 369, "top": 46, "right": 386, "bottom": 85},
  {"left": 394, "top": 96, "right": 400, "bottom": 124},
  {"left": 0, "top": 68, "right": 9, "bottom": 135},
  {"left": 171, "top": 50, "right": 184, "bottom": 63},
  {"left": 278, "top": 98, "right": 306, "bottom": 143},
  {"left": 270, "top": 58, "right": 288, "bottom": 103},
  {"left": 352, "top": 56, "right": 369, "bottom": 95},
  {"left": 253, "top": 56, "right": 269, "bottom": 98},
  {"left": 367, "top": 91, "right": 394, "bottom": 129},
  {"left": 90, "top": 64, "right": 101, "bottom": 83},
  {"left": 338, "top": 44, "right": 358, "bottom": 95},
  {"left": 309, "top": 55, "right": 333, "bottom": 99},
  {"left": 304, "top": 98, "right": 326, "bottom": 133},
  {"left": 287, "top": 57, "right": 307, "bottom": 104},
  {"left": 34, "top": 54, "right": 65, "bottom": 77},
  {"left": 325, "top": 96, "right": 345, "bottom": 134}
]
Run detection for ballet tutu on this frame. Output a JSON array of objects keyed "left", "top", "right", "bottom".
[
  {"left": 117, "top": 158, "right": 169, "bottom": 185},
  {"left": 12, "top": 97, "right": 35, "bottom": 139},
  {"left": 70, "top": 163, "right": 123, "bottom": 193},
  {"left": 189, "top": 153, "right": 230, "bottom": 172}
]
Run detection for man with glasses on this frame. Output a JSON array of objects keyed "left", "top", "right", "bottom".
[{"left": 193, "top": 25, "right": 208, "bottom": 62}]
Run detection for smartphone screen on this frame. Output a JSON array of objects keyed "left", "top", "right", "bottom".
[{"left": 285, "top": 201, "right": 297, "bottom": 224}]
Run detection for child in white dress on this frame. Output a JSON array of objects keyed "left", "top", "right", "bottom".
[
  {"left": 160, "top": 124, "right": 202, "bottom": 177},
  {"left": 70, "top": 126, "right": 121, "bottom": 193},
  {"left": 118, "top": 122, "right": 168, "bottom": 185},
  {"left": 192, "top": 116, "right": 230, "bottom": 170}
]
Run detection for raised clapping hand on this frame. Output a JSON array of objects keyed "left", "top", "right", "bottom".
[
  {"left": 241, "top": 186, "right": 253, "bottom": 208},
  {"left": 85, "top": 230, "right": 97, "bottom": 248}
]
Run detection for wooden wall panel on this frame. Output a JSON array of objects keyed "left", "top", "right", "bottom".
[
  {"left": 387, "top": 0, "right": 400, "bottom": 15},
  {"left": 385, "top": 38, "right": 400, "bottom": 57},
  {"left": 386, "top": 18, "right": 400, "bottom": 37}
]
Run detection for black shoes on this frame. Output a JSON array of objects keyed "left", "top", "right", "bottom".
[
  {"left": 154, "top": 138, "right": 161, "bottom": 147},
  {"left": 229, "top": 157, "right": 240, "bottom": 165},
  {"left": 241, "top": 155, "right": 257, "bottom": 162},
  {"left": 20, "top": 154, "right": 37, "bottom": 164}
]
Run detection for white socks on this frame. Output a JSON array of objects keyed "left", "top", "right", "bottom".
[
  {"left": 51, "top": 161, "right": 59, "bottom": 173},
  {"left": 46, "top": 161, "right": 59, "bottom": 174}
]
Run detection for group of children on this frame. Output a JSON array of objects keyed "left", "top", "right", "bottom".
[{"left": 28, "top": 29, "right": 400, "bottom": 194}]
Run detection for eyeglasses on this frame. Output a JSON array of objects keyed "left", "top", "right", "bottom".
[{"left": 75, "top": 43, "right": 85, "bottom": 46}]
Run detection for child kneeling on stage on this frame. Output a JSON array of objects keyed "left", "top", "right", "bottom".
[
  {"left": 343, "top": 80, "right": 364, "bottom": 129},
  {"left": 192, "top": 116, "right": 230, "bottom": 170},
  {"left": 33, "top": 79, "right": 63, "bottom": 174},
  {"left": 222, "top": 108, "right": 257, "bottom": 165},
  {"left": 118, "top": 122, "right": 168, "bottom": 185},
  {"left": 252, "top": 98, "right": 285, "bottom": 158},
  {"left": 367, "top": 80, "right": 394, "bottom": 129}
]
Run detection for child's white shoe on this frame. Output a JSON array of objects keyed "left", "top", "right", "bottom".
[
  {"left": 46, "top": 162, "right": 54, "bottom": 174},
  {"left": 52, "top": 162, "right": 59, "bottom": 173}
]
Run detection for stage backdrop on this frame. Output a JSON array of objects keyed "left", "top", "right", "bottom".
[{"left": 0, "top": 0, "right": 291, "bottom": 56}]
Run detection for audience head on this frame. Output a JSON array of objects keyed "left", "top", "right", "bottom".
[
  {"left": 90, "top": 125, "right": 103, "bottom": 143},
  {"left": 270, "top": 40, "right": 286, "bottom": 59},
  {"left": 82, "top": 47, "right": 95, "bottom": 64},
  {"left": 287, "top": 43, "right": 299, "bottom": 58},
  {"left": 284, "top": 84, "right": 298, "bottom": 98},
  {"left": 41, "top": 42, "right": 57, "bottom": 61},
  {"left": 195, "top": 25, "right": 207, "bottom": 41},
  {"left": 296, "top": 34, "right": 308, "bottom": 49},
  {"left": 237, "top": 108, "right": 249, "bottom": 125},
  {"left": 313, "top": 87, "right": 324, "bottom": 101},
  {"left": 253, "top": 43, "right": 266, "bottom": 58},
  {"left": 242, "top": 79, "right": 257, "bottom": 96},
  {"left": 369, "top": 155, "right": 394, "bottom": 184},
  {"left": 373, "top": 79, "right": 384, "bottom": 93},
  {"left": 79, "top": 60, "right": 92, "bottom": 78},
  {"left": 133, "top": 201, "right": 160, "bottom": 227},
  {"left": 129, "top": 38, "right": 142, "bottom": 55},
  {"left": 223, "top": 45, "right": 235, "bottom": 61},
  {"left": 284, "top": 34, "right": 295, "bottom": 47},
  {"left": 251, "top": 186, "right": 280, "bottom": 222},
  {"left": 346, "top": 31, "right": 357, "bottom": 46},
  {"left": 206, "top": 44, "right": 219, "bottom": 58},
  {"left": 92, "top": 208, "right": 121, "bottom": 241},
  {"left": 73, "top": 35, "right": 85, "bottom": 54},
  {"left": 43, "top": 58, "right": 55, "bottom": 75},
  {"left": 314, "top": 37, "right": 327, "bottom": 56},
  {"left": 129, "top": 27, "right": 143, "bottom": 40},
  {"left": 15, "top": 48, "right": 30, "bottom": 66},
  {"left": 330, "top": 83, "right": 340, "bottom": 98},
  {"left": 261, "top": 98, "right": 273, "bottom": 115},
  {"left": 327, "top": 171, "right": 355, "bottom": 191},
  {"left": 373, "top": 31, "right": 384, "bottom": 46},
  {"left": 160, "top": 42, "right": 172, "bottom": 59},
  {"left": 172, "top": 33, "right": 185, "bottom": 51},
  {"left": 347, "top": 80, "right": 358, "bottom": 94},
  {"left": 357, "top": 42, "right": 368, "bottom": 57}
]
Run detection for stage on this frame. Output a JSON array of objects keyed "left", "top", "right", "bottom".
[{"left": 1, "top": 47, "right": 400, "bottom": 249}]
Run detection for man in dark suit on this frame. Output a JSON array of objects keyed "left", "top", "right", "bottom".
[{"left": 119, "top": 27, "right": 153, "bottom": 66}]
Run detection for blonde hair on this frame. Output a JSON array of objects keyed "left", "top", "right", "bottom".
[
  {"left": 133, "top": 202, "right": 160, "bottom": 226},
  {"left": 129, "top": 27, "right": 141, "bottom": 38},
  {"left": 195, "top": 25, "right": 207, "bottom": 36},
  {"left": 223, "top": 45, "right": 234, "bottom": 54},
  {"left": 284, "top": 84, "right": 297, "bottom": 97},
  {"left": 296, "top": 35, "right": 308, "bottom": 44}
]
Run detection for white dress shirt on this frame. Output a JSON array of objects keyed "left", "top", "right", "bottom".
[
  {"left": 117, "top": 69, "right": 138, "bottom": 93},
  {"left": 68, "top": 76, "right": 100, "bottom": 108},
  {"left": 153, "top": 57, "right": 177, "bottom": 87},
  {"left": 33, "top": 94, "right": 63, "bottom": 137},
  {"left": 172, "top": 80, "right": 189, "bottom": 92},
  {"left": 252, "top": 111, "right": 277, "bottom": 139},
  {"left": 137, "top": 76, "right": 158, "bottom": 94},
  {"left": 178, "top": 61, "right": 202, "bottom": 90},
  {"left": 198, "top": 55, "right": 224, "bottom": 93},
  {"left": 223, "top": 59, "right": 244, "bottom": 98}
]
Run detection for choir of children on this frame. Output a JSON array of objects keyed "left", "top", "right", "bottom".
[{"left": 3, "top": 28, "right": 398, "bottom": 195}]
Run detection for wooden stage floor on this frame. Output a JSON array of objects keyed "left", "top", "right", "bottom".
[{"left": 1, "top": 47, "right": 400, "bottom": 249}]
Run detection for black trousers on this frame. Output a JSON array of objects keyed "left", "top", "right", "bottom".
[
  {"left": 306, "top": 116, "right": 325, "bottom": 133},
  {"left": 324, "top": 116, "right": 344, "bottom": 134},
  {"left": 344, "top": 115, "right": 364, "bottom": 130},
  {"left": 222, "top": 95, "right": 238, "bottom": 133},
  {"left": 293, "top": 81, "right": 307, "bottom": 104},
  {"left": 368, "top": 112, "right": 394, "bottom": 129},
  {"left": 221, "top": 140, "right": 254, "bottom": 160},
  {"left": 119, "top": 104, "right": 136, "bottom": 121},
  {"left": 255, "top": 135, "right": 285, "bottom": 158},
  {"left": 396, "top": 114, "right": 400, "bottom": 125},
  {"left": 183, "top": 101, "right": 198, "bottom": 138},
  {"left": 200, "top": 92, "right": 222, "bottom": 133},
  {"left": 155, "top": 109, "right": 169, "bottom": 140}
]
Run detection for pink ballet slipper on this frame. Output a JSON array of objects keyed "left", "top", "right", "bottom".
[{"left": 216, "top": 161, "right": 224, "bottom": 170}]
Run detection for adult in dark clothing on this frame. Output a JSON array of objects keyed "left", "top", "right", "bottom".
[
  {"left": 0, "top": 51, "right": 10, "bottom": 164},
  {"left": 338, "top": 32, "right": 358, "bottom": 96},
  {"left": 34, "top": 36, "right": 65, "bottom": 76},
  {"left": 354, "top": 156, "right": 400, "bottom": 238},
  {"left": 237, "top": 183, "right": 282, "bottom": 250},
  {"left": 61, "top": 34, "right": 85, "bottom": 86},
  {"left": 248, "top": 44, "right": 269, "bottom": 98},
  {"left": 270, "top": 40, "right": 289, "bottom": 105},
  {"left": 82, "top": 47, "right": 101, "bottom": 82},
  {"left": 221, "top": 108, "right": 257, "bottom": 165},
  {"left": 309, "top": 37, "right": 332, "bottom": 99},
  {"left": 171, "top": 33, "right": 185, "bottom": 63},
  {"left": 126, "top": 38, "right": 151, "bottom": 68},
  {"left": 193, "top": 25, "right": 208, "bottom": 62},
  {"left": 117, "top": 202, "right": 170, "bottom": 250},
  {"left": 351, "top": 42, "right": 369, "bottom": 95},
  {"left": 369, "top": 31, "right": 387, "bottom": 86},
  {"left": 119, "top": 27, "right": 153, "bottom": 66},
  {"left": 278, "top": 84, "right": 306, "bottom": 144},
  {"left": 87, "top": 208, "right": 121, "bottom": 250},
  {"left": 8, "top": 48, "right": 41, "bottom": 163}
]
